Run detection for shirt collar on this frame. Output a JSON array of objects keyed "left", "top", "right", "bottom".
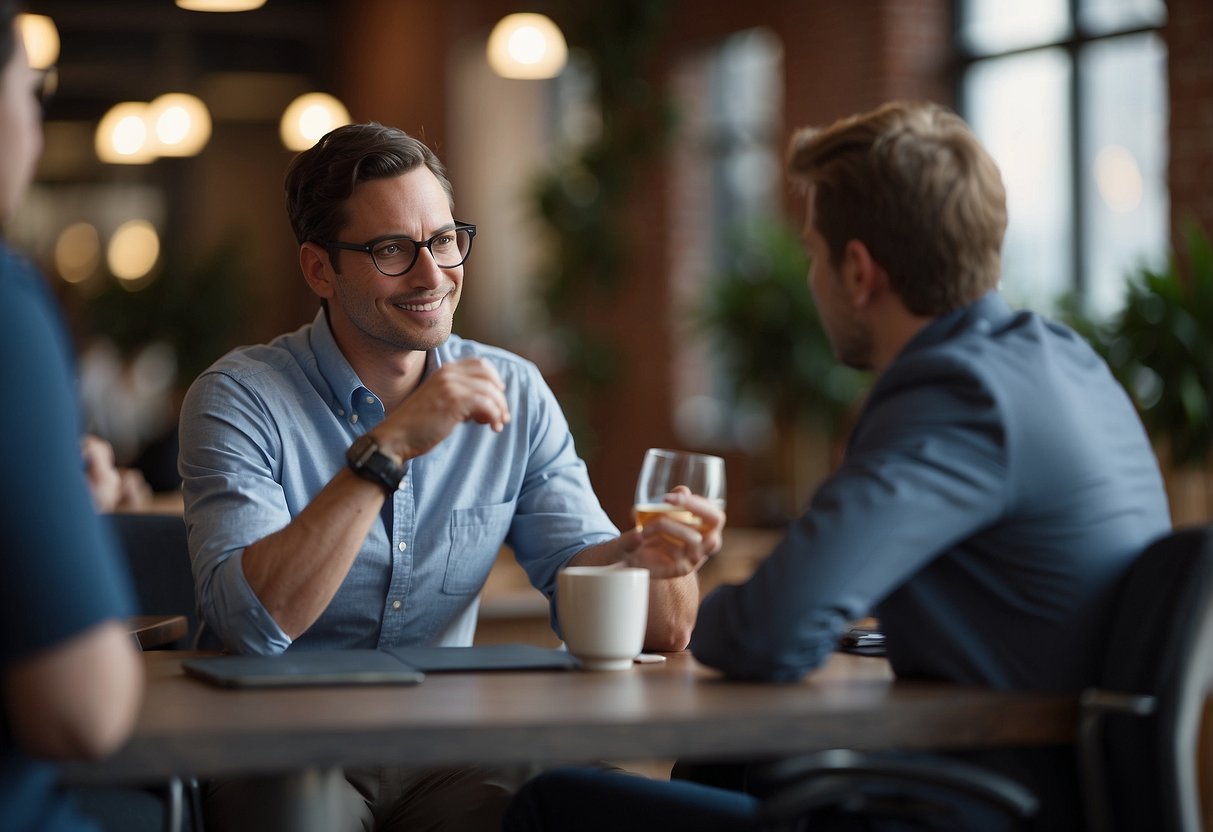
[
  {"left": 896, "top": 290, "right": 1014, "bottom": 360},
  {"left": 309, "top": 308, "right": 363, "bottom": 416},
  {"left": 309, "top": 307, "right": 444, "bottom": 415}
]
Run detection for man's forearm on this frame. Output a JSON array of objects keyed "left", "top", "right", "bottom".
[
  {"left": 6, "top": 620, "right": 143, "bottom": 760},
  {"left": 241, "top": 468, "right": 388, "bottom": 639},
  {"left": 644, "top": 573, "right": 698, "bottom": 651}
]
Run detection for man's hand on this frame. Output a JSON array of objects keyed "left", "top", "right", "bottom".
[
  {"left": 379, "top": 358, "right": 511, "bottom": 461},
  {"left": 81, "top": 434, "right": 152, "bottom": 513},
  {"left": 620, "top": 486, "right": 726, "bottom": 579}
]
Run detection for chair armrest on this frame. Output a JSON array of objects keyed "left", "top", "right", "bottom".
[
  {"left": 1079, "top": 688, "right": 1157, "bottom": 717},
  {"left": 1077, "top": 687, "right": 1158, "bottom": 832},
  {"left": 755, "top": 748, "right": 1038, "bottom": 826}
]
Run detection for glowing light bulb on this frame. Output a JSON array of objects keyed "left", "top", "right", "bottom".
[
  {"left": 487, "top": 14, "right": 568, "bottom": 80},
  {"left": 280, "top": 92, "right": 351, "bottom": 151}
]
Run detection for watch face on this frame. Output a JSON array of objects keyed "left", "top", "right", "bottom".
[
  {"left": 349, "top": 434, "right": 377, "bottom": 465},
  {"left": 347, "top": 435, "right": 403, "bottom": 492}
]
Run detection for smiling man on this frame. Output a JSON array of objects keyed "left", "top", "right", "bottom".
[{"left": 177, "top": 123, "right": 723, "bottom": 832}]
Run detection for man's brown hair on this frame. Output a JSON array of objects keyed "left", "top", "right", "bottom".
[
  {"left": 285, "top": 123, "right": 454, "bottom": 272},
  {"left": 788, "top": 101, "right": 1007, "bottom": 316}
]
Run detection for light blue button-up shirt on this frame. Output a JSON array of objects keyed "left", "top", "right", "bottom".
[{"left": 179, "top": 310, "right": 617, "bottom": 655}]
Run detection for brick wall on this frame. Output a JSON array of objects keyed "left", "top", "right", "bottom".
[
  {"left": 584, "top": 0, "right": 956, "bottom": 526},
  {"left": 1165, "top": 0, "right": 1213, "bottom": 245}
]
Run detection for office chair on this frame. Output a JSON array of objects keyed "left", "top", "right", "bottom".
[
  {"left": 73, "top": 512, "right": 204, "bottom": 832},
  {"left": 110, "top": 511, "right": 200, "bottom": 649},
  {"left": 756, "top": 524, "right": 1213, "bottom": 832},
  {"left": 1079, "top": 523, "right": 1213, "bottom": 832},
  {"left": 755, "top": 747, "right": 1038, "bottom": 830}
]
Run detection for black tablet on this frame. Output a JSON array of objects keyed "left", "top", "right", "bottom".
[
  {"left": 385, "top": 644, "right": 579, "bottom": 672},
  {"left": 182, "top": 649, "right": 425, "bottom": 688}
]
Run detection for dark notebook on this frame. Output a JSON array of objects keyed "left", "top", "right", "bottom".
[
  {"left": 182, "top": 649, "right": 425, "bottom": 688},
  {"left": 386, "top": 644, "right": 579, "bottom": 672},
  {"left": 182, "top": 644, "right": 578, "bottom": 688}
]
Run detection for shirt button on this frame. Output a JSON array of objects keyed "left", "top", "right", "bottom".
[
  {"left": 365, "top": 395, "right": 375, "bottom": 404},
  {"left": 350, "top": 414, "right": 359, "bottom": 424},
  {"left": 398, "top": 541, "right": 407, "bottom": 551},
  {"left": 337, "top": 409, "right": 345, "bottom": 417},
  {"left": 392, "top": 600, "right": 402, "bottom": 610}
]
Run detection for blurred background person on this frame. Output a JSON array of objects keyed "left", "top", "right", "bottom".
[{"left": 81, "top": 433, "right": 154, "bottom": 512}]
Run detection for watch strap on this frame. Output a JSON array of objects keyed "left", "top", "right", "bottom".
[{"left": 346, "top": 434, "right": 404, "bottom": 493}]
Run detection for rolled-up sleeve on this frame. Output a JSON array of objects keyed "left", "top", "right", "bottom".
[
  {"left": 506, "top": 362, "right": 618, "bottom": 608},
  {"left": 179, "top": 368, "right": 293, "bottom": 655}
]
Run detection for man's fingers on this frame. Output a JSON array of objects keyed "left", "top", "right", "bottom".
[
  {"left": 662, "top": 489, "right": 726, "bottom": 554},
  {"left": 641, "top": 517, "right": 702, "bottom": 548},
  {"left": 468, "top": 391, "right": 511, "bottom": 431}
]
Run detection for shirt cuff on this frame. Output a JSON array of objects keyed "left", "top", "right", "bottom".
[{"left": 206, "top": 549, "right": 294, "bottom": 655}]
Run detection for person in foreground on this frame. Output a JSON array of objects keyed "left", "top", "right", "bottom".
[
  {"left": 503, "top": 100, "right": 1172, "bottom": 830},
  {"left": 177, "top": 122, "right": 723, "bottom": 831},
  {"left": 0, "top": 4, "right": 144, "bottom": 831}
]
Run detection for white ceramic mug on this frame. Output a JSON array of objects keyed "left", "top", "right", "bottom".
[{"left": 557, "top": 565, "right": 649, "bottom": 671}]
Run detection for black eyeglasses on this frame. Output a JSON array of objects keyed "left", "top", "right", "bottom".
[{"left": 322, "top": 222, "right": 477, "bottom": 277}]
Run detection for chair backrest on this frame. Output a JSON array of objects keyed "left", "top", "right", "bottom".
[
  {"left": 1096, "top": 524, "right": 1213, "bottom": 832},
  {"left": 107, "top": 512, "right": 198, "bottom": 649}
]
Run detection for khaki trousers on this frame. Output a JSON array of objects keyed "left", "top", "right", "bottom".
[{"left": 204, "top": 763, "right": 542, "bottom": 832}]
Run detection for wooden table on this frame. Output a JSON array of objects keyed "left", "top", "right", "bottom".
[
  {"left": 126, "top": 615, "right": 189, "bottom": 650},
  {"left": 62, "top": 650, "right": 1077, "bottom": 788}
]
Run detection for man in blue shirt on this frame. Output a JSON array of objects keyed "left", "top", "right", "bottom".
[
  {"left": 502, "top": 102, "right": 1172, "bottom": 830},
  {"left": 1, "top": 4, "right": 144, "bottom": 830},
  {"left": 178, "top": 123, "right": 723, "bottom": 830}
]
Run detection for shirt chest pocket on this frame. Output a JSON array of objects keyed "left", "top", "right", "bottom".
[{"left": 441, "top": 501, "right": 515, "bottom": 595}]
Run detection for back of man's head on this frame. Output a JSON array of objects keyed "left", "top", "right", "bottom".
[
  {"left": 788, "top": 101, "right": 1007, "bottom": 317},
  {"left": 284, "top": 122, "right": 454, "bottom": 248}
]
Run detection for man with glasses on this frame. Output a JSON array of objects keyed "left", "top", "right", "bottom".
[{"left": 177, "top": 123, "right": 723, "bottom": 832}]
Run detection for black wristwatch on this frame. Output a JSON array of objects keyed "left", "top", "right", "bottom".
[{"left": 346, "top": 434, "right": 405, "bottom": 493}]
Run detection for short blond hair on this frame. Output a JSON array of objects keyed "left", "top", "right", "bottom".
[{"left": 788, "top": 101, "right": 1007, "bottom": 316}]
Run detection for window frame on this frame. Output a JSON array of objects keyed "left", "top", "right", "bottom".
[{"left": 953, "top": 0, "right": 1166, "bottom": 307}]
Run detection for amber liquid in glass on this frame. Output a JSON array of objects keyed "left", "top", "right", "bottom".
[{"left": 633, "top": 502, "right": 701, "bottom": 529}]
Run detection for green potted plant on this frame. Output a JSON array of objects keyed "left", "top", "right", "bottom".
[
  {"left": 527, "top": 0, "right": 675, "bottom": 458},
  {"left": 1066, "top": 225, "right": 1213, "bottom": 521}
]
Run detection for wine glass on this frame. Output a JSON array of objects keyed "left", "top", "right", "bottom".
[{"left": 633, "top": 448, "right": 726, "bottom": 530}]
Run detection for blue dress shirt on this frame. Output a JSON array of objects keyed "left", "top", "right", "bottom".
[{"left": 179, "top": 309, "right": 617, "bottom": 655}]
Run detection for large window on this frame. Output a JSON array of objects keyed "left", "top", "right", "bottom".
[
  {"left": 957, "top": 0, "right": 1168, "bottom": 316},
  {"left": 669, "top": 28, "right": 784, "bottom": 450}
]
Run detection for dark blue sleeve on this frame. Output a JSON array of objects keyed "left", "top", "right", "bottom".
[
  {"left": 0, "top": 249, "right": 134, "bottom": 663},
  {"left": 690, "top": 351, "right": 1009, "bottom": 681}
]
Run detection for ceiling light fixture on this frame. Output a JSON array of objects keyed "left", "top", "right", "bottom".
[
  {"left": 279, "top": 92, "right": 351, "bottom": 151},
  {"left": 148, "top": 93, "right": 212, "bottom": 157},
  {"left": 175, "top": 0, "right": 268, "bottom": 11},
  {"left": 55, "top": 222, "right": 101, "bottom": 285},
  {"left": 108, "top": 220, "right": 161, "bottom": 283},
  {"left": 18, "top": 13, "right": 59, "bottom": 70},
  {"left": 486, "top": 13, "right": 568, "bottom": 80},
  {"left": 96, "top": 102, "right": 157, "bottom": 164}
]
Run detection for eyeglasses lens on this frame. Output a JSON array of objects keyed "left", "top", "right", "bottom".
[{"left": 371, "top": 229, "right": 471, "bottom": 276}]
